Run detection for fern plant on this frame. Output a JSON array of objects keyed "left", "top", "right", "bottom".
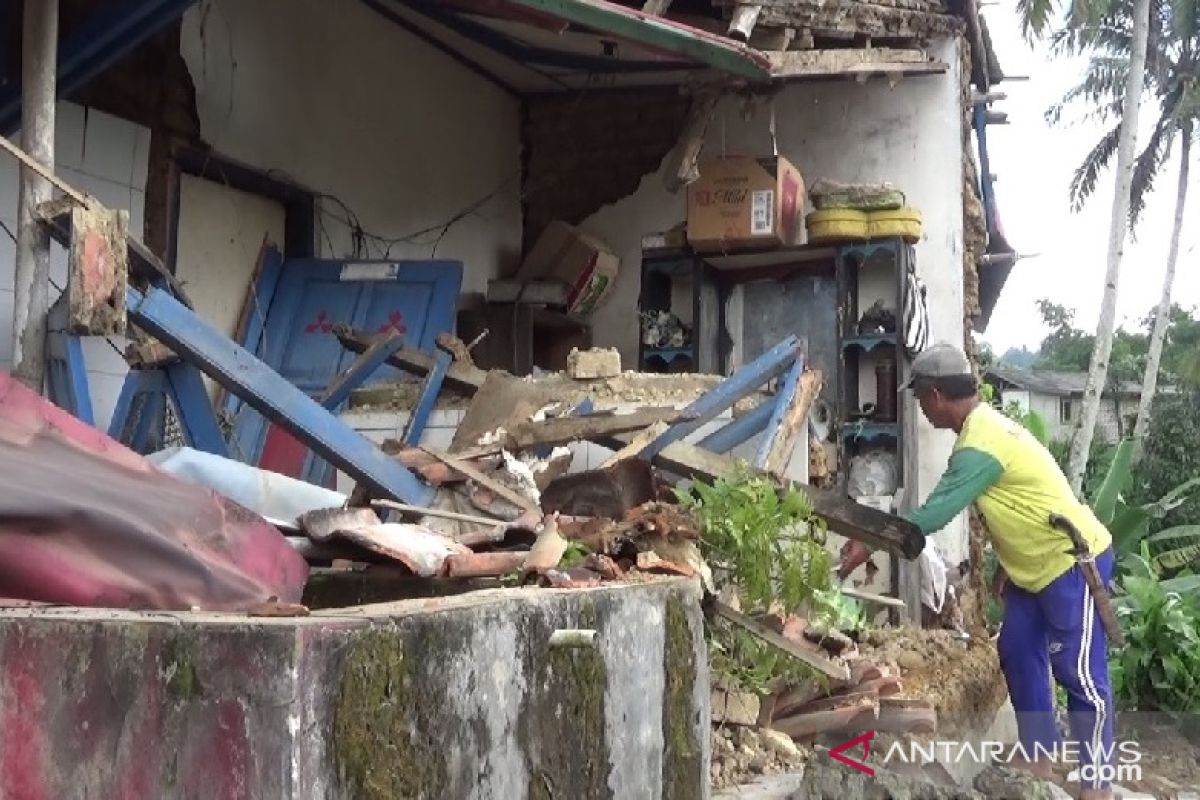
[{"left": 678, "top": 464, "right": 837, "bottom": 695}]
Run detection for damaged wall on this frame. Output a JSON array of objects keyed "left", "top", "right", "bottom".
[
  {"left": 0, "top": 104, "right": 150, "bottom": 428},
  {"left": 551, "top": 38, "right": 969, "bottom": 563},
  {"left": 178, "top": 0, "right": 523, "bottom": 295},
  {"left": 0, "top": 582, "right": 709, "bottom": 800}
]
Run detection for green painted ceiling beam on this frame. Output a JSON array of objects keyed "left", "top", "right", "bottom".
[{"left": 499, "top": 0, "right": 772, "bottom": 80}]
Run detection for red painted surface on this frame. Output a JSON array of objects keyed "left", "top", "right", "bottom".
[
  {"left": 258, "top": 424, "right": 315, "bottom": 482},
  {"left": 0, "top": 372, "right": 308, "bottom": 610},
  {"left": 1, "top": 632, "right": 49, "bottom": 800}
]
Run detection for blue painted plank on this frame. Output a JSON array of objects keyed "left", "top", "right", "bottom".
[
  {"left": 754, "top": 355, "right": 804, "bottom": 469},
  {"left": 640, "top": 335, "right": 801, "bottom": 460},
  {"left": 127, "top": 285, "right": 434, "bottom": 505},
  {"left": 45, "top": 297, "right": 95, "bottom": 425},
  {"left": 697, "top": 399, "right": 774, "bottom": 454},
  {"left": 400, "top": 349, "right": 452, "bottom": 446},
  {"left": 321, "top": 332, "right": 408, "bottom": 411},
  {"left": 165, "top": 362, "right": 229, "bottom": 457},
  {"left": 107, "top": 372, "right": 142, "bottom": 441}
]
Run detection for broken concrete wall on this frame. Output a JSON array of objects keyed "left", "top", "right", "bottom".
[
  {"left": 0, "top": 581, "right": 709, "bottom": 799},
  {"left": 555, "top": 37, "right": 968, "bottom": 565}
]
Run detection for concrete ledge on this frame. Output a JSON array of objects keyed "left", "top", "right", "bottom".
[{"left": 0, "top": 581, "right": 709, "bottom": 799}]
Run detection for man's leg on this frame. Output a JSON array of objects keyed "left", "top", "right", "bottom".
[
  {"left": 1038, "top": 548, "right": 1117, "bottom": 799},
  {"left": 998, "top": 581, "right": 1059, "bottom": 776}
]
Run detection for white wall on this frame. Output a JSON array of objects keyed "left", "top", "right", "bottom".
[
  {"left": 179, "top": 0, "right": 523, "bottom": 295},
  {"left": 0, "top": 103, "right": 149, "bottom": 429},
  {"left": 175, "top": 174, "right": 287, "bottom": 398},
  {"left": 579, "top": 38, "right": 969, "bottom": 565}
]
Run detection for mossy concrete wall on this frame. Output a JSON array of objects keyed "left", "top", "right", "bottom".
[{"left": 0, "top": 580, "right": 709, "bottom": 799}]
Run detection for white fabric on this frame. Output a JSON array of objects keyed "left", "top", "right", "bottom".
[
  {"left": 920, "top": 542, "right": 949, "bottom": 613},
  {"left": 146, "top": 446, "right": 346, "bottom": 528}
]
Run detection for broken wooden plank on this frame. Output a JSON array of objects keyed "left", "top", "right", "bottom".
[
  {"left": 371, "top": 499, "right": 509, "bottom": 529},
  {"left": 486, "top": 279, "right": 569, "bottom": 305},
  {"left": 457, "top": 408, "right": 689, "bottom": 459},
  {"left": 419, "top": 445, "right": 541, "bottom": 514},
  {"left": 714, "top": 600, "right": 850, "bottom": 681},
  {"left": 757, "top": 368, "right": 822, "bottom": 476},
  {"left": 614, "top": 432, "right": 923, "bottom": 558},
  {"left": 321, "top": 330, "right": 405, "bottom": 409},
  {"left": 334, "top": 325, "right": 487, "bottom": 395},
  {"left": 840, "top": 586, "right": 906, "bottom": 609},
  {"left": 598, "top": 421, "right": 670, "bottom": 469},
  {"left": 768, "top": 48, "right": 947, "bottom": 78},
  {"left": 0, "top": 134, "right": 89, "bottom": 205}
]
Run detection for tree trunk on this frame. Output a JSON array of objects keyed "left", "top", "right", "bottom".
[
  {"left": 1132, "top": 127, "right": 1191, "bottom": 461},
  {"left": 1066, "top": 0, "right": 1152, "bottom": 493}
]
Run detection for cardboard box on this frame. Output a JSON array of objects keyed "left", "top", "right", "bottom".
[
  {"left": 686, "top": 156, "right": 806, "bottom": 252},
  {"left": 516, "top": 221, "right": 620, "bottom": 317}
]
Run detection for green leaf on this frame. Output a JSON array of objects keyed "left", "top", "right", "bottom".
[
  {"left": 1159, "top": 575, "right": 1200, "bottom": 595},
  {"left": 1092, "top": 439, "right": 1134, "bottom": 525},
  {"left": 1147, "top": 525, "right": 1200, "bottom": 545}
]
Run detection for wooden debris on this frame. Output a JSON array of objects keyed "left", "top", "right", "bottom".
[
  {"left": 419, "top": 446, "right": 540, "bottom": 514},
  {"left": 713, "top": 601, "right": 850, "bottom": 681},
  {"left": 435, "top": 331, "right": 476, "bottom": 367},
  {"left": 598, "top": 421, "right": 669, "bottom": 469},
  {"left": 371, "top": 499, "right": 507, "bottom": 529},
  {"left": 771, "top": 693, "right": 878, "bottom": 739},
  {"left": 663, "top": 87, "right": 722, "bottom": 193},
  {"left": 455, "top": 408, "right": 687, "bottom": 459},
  {"left": 841, "top": 585, "right": 906, "bottom": 609},
  {"left": 759, "top": 369, "right": 822, "bottom": 477},
  {"left": 444, "top": 551, "right": 526, "bottom": 578},
  {"left": 766, "top": 48, "right": 947, "bottom": 78},
  {"left": 333, "top": 325, "right": 487, "bottom": 395}
]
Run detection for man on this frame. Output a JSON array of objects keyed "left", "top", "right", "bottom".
[{"left": 839, "top": 343, "right": 1116, "bottom": 800}]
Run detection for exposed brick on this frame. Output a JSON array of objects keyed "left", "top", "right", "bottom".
[{"left": 522, "top": 87, "right": 689, "bottom": 248}]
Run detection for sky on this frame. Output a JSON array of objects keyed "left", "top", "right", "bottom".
[{"left": 978, "top": 0, "right": 1200, "bottom": 353}]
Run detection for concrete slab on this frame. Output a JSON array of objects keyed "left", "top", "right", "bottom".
[{"left": 0, "top": 580, "right": 709, "bottom": 799}]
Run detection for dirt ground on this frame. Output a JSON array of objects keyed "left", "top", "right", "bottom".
[{"left": 858, "top": 626, "right": 1009, "bottom": 735}]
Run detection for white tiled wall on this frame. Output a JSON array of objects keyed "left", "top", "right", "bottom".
[{"left": 0, "top": 103, "right": 149, "bottom": 429}]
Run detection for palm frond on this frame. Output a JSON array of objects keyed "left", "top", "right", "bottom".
[
  {"left": 1019, "top": 0, "right": 1062, "bottom": 39},
  {"left": 1129, "top": 116, "right": 1176, "bottom": 225},
  {"left": 1069, "top": 122, "right": 1123, "bottom": 209},
  {"left": 1046, "top": 55, "right": 1131, "bottom": 125}
]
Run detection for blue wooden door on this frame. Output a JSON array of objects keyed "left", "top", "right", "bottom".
[{"left": 229, "top": 257, "right": 461, "bottom": 482}]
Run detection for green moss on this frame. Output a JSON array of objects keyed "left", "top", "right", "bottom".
[
  {"left": 661, "top": 597, "right": 703, "bottom": 799},
  {"left": 333, "top": 627, "right": 448, "bottom": 799},
  {"left": 161, "top": 639, "right": 202, "bottom": 703}
]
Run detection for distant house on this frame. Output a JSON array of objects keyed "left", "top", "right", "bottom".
[{"left": 984, "top": 364, "right": 1172, "bottom": 444}]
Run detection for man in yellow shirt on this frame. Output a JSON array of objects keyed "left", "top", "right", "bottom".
[{"left": 840, "top": 343, "right": 1116, "bottom": 800}]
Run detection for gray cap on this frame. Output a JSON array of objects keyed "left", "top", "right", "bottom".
[{"left": 903, "top": 342, "right": 972, "bottom": 389}]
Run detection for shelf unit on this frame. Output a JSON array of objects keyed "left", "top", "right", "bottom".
[
  {"left": 638, "top": 243, "right": 838, "bottom": 374},
  {"left": 835, "top": 238, "right": 913, "bottom": 491}
]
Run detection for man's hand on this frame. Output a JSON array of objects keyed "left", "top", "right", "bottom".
[{"left": 838, "top": 540, "right": 872, "bottom": 581}]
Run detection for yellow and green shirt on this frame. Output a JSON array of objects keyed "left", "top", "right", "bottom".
[{"left": 905, "top": 403, "right": 1112, "bottom": 592}]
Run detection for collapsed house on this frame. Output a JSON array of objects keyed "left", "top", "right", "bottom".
[{"left": 0, "top": 0, "right": 1020, "bottom": 796}]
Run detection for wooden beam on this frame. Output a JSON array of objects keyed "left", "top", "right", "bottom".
[
  {"left": 713, "top": 600, "right": 849, "bottom": 681},
  {"left": 663, "top": 86, "right": 723, "bottom": 193},
  {"left": 456, "top": 409, "right": 690, "bottom": 459},
  {"left": 757, "top": 368, "right": 822, "bottom": 476},
  {"left": 334, "top": 325, "right": 488, "bottom": 395},
  {"left": 616, "top": 432, "right": 923, "bottom": 558},
  {"left": 418, "top": 446, "right": 540, "bottom": 514},
  {"left": 767, "top": 48, "right": 947, "bottom": 79},
  {"left": 599, "top": 421, "right": 669, "bottom": 469}
]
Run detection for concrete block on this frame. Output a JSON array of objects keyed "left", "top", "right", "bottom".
[
  {"left": 712, "top": 686, "right": 761, "bottom": 727},
  {"left": 0, "top": 581, "right": 710, "bottom": 800},
  {"left": 567, "top": 347, "right": 621, "bottom": 380}
]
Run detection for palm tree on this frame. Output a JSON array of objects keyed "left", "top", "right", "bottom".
[
  {"left": 1048, "top": 0, "right": 1199, "bottom": 463},
  {"left": 1019, "top": 0, "right": 1154, "bottom": 494}
]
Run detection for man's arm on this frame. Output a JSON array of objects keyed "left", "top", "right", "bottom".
[{"left": 904, "top": 447, "right": 1003, "bottom": 534}]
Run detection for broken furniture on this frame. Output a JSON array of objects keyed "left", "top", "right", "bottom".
[{"left": 637, "top": 247, "right": 723, "bottom": 373}]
